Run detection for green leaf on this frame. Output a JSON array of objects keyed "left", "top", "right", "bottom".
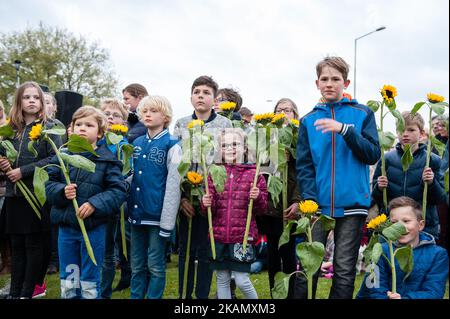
[
  {"left": 209, "top": 164, "right": 227, "bottom": 193},
  {"left": 42, "top": 123, "right": 66, "bottom": 136},
  {"left": 190, "top": 186, "right": 203, "bottom": 198},
  {"left": 67, "top": 134, "right": 98, "bottom": 156},
  {"left": 430, "top": 136, "right": 446, "bottom": 158},
  {"left": 177, "top": 162, "right": 191, "bottom": 178},
  {"left": 247, "top": 131, "right": 257, "bottom": 153},
  {"left": 401, "top": 144, "right": 414, "bottom": 172},
  {"left": 105, "top": 131, "right": 123, "bottom": 145},
  {"left": 411, "top": 102, "right": 426, "bottom": 115},
  {"left": 379, "top": 131, "right": 396, "bottom": 151},
  {"left": 394, "top": 245, "right": 414, "bottom": 277},
  {"left": 363, "top": 233, "right": 380, "bottom": 263},
  {"left": 60, "top": 153, "right": 96, "bottom": 173},
  {"left": 390, "top": 109, "right": 405, "bottom": 134},
  {"left": 386, "top": 99, "right": 397, "bottom": 112},
  {"left": 278, "top": 220, "right": 296, "bottom": 248},
  {"left": 445, "top": 168, "right": 449, "bottom": 193},
  {"left": 367, "top": 100, "right": 381, "bottom": 113},
  {"left": 268, "top": 174, "right": 283, "bottom": 208},
  {"left": 292, "top": 217, "right": 309, "bottom": 235},
  {"left": 371, "top": 242, "right": 383, "bottom": 265},
  {"left": 33, "top": 167, "right": 49, "bottom": 206},
  {"left": 271, "top": 271, "right": 293, "bottom": 299},
  {"left": 430, "top": 103, "right": 446, "bottom": 115},
  {"left": 382, "top": 222, "right": 408, "bottom": 241},
  {"left": 278, "top": 126, "right": 293, "bottom": 147},
  {"left": 120, "top": 144, "right": 134, "bottom": 175},
  {"left": 232, "top": 120, "right": 244, "bottom": 129},
  {"left": 0, "top": 124, "right": 15, "bottom": 138},
  {"left": 0, "top": 140, "right": 18, "bottom": 162},
  {"left": 315, "top": 215, "right": 335, "bottom": 232},
  {"left": 296, "top": 242, "right": 325, "bottom": 277},
  {"left": 269, "top": 143, "right": 287, "bottom": 170},
  {"left": 28, "top": 140, "right": 38, "bottom": 158}
]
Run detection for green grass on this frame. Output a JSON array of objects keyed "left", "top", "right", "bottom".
[{"left": 0, "top": 254, "right": 448, "bottom": 299}]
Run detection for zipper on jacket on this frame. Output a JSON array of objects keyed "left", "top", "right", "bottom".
[
  {"left": 226, "top": 167, "right": 233, "bottom": 243},
  {"left": 330, "top": 105, "right": 336, "bottom": 217}
]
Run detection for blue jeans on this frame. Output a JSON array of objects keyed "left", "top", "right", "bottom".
[
  {"left": 178, "top": 212, "right": 213, "bottom": 299},
  {"left": 130, "top": 224, "right": 167, "bottom": 299},
  {"left": 58, "top": 225, "right": 106, "bottom": 299},
  {"left": 294, "top": 215, "right": 366, "bottom": 299}
]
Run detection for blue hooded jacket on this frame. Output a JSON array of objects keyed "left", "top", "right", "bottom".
[
  {"left": 296, "top": 98, "right": 381, "bottom": 217},
  {"left": 45, "top": 144, "right": 127, "bottom": 230},
  {"left": 356, "top": 232, "right": 449, "bottom": 299}
]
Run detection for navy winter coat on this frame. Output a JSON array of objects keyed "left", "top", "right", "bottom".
[{"left": 45, "top": 144, "right": 127, "bottom": 230}]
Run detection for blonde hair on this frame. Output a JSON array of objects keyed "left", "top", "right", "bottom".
[
  {"left": 100, "top": 98, "right": 128, "bottom": 120},
  {"left": 402, "top": 111, "right": 425, "bottom": 131},
  {"left": 9, "top": 81, "right": 47, "bottom": 135},
  {"left": 70, "top": 106, "right": 108, "bottom": 138},
  {"left": 137, "top": 95, "right": 173, "bottom": 128}
]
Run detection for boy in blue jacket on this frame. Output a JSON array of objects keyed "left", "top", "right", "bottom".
[
  {"left": 128, "top": 95, "right": 182, "bottom": 299},
  {"left": 372, "top": 111, "right": 446, "bottom": 239},
  {"left": 357, "top": 196, "right": 449, "bottom": 299},
  {"left": 45, "top": 106, "right": 127, "bottom": 299},
  {"left": 295, "top": 56, "right": 381, "bottom": 299}
]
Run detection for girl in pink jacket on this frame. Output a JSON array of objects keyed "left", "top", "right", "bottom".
[{"left": 202, "top": 129, "right": 268, "bottom": 299}]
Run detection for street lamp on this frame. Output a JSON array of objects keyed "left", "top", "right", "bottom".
[
  {"left": 353, "top": 26, "right": 386, "bottom": 98},
  {"left": 14, "top": 59, "right": 21, "bottom": 88}
]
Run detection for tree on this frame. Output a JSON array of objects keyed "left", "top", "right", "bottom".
[{"left": 0, "top": 22, "right": 118, "bottom": 110}]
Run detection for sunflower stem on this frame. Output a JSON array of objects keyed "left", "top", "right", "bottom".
[
  {"left": 243, "top": 152, "right": 261, "bottom": 255},
  {"left": 388, "top": 240, "right": 397, "bottom": 294},
  {"left": 182, "top": 192, "right": 194, "bottom": 299},
  {"left": 380, "top": 102, "right": 388, "bottom": 211},
  {"left": 201, "top": 154, "right": 216, "bottom": 260},
  {"left": 422, "top": 106, "right": 433, "bottom": 221}
]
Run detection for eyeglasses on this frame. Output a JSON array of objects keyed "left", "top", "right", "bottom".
[
  {"left": 216, "top": 97, "right": 228, "bottom": 103},
  {"left": 275, "top": 108, "right": 293, "bottom": 114},
  {"left": 221, "top": 142, "right": 242, "bottom": 150},
  {"left": 104, "top": 112, "right": 123, "bottom": 119}
]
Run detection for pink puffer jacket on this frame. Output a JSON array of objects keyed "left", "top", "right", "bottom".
[{"left": 202, "top": 164, "right": 268, "bottom": 244}]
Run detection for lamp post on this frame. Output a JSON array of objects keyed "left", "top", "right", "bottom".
[
  {"left": 353, "top": 26, "right": 386, "bottom": 98},
  {"left": 14, "top": 59, "right": 21, "bottom": 88}
]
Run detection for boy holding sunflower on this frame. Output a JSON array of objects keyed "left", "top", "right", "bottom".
[{"left": 295, "top": 56, "right": 381, "bottom": 299}]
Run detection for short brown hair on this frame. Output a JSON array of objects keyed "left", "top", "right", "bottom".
[
  {"left": 402, "top": 111, "right": 425, "bottom": 131},
  {"left": 122, "top": 83, "right": 148, "bottom": 98},
  {"left": 191, "top": 76, "right": 219, "bottom": 97},
  {"left": 274, "top": 98, "right": 299, "bottom": 120},
  {"left": 71, "top": 105, "right": 108, "bottom": 138},
  {"left": 389, "top": 196, "right": 423, "bottom": 221},
  {"left": 217, "top": 88, "right": 242, "bottom": 111},
  {"left": 316, "top": 56, "right": 350, "bottom": 81}
]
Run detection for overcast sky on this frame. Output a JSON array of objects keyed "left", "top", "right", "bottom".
[{"left": 0, "top": 0, "right": 448, "bottom": 133}]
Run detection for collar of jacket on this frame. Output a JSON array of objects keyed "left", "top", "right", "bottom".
[
  {"left": 395, "top": 142, "right": 427, "bottom": 155},
  {"left": 393, "top": 231, "right": 436, "bottom": 249},
  {"left": 313, "top": 97, "right": 358, "bottom": 111},
  {"left": 192, "top": 109, "right": 217, "bottom": 123},
  {"left": 145, "top": 128, "right": 168, "bottom": 141}
]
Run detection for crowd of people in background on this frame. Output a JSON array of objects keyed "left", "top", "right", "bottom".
[{"left": 0, "top": 56, "right": 448, "bottom": 300}]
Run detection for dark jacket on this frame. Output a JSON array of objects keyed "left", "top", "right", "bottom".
[
  {"left": 372, "top": 143, "right": 446, "bottom": 238},
  {"left": 0, "top": 119, "right": 63, "bottom": 197},
  {"left": 296, "top": 97, "right": 380, "bottom": 218},
  {"left": 45, "top": 144, "right": 127, "bottom": 231},
  {"left": 356, "top": 232, "right": 449, "bottom": 299},
  {"left": 127, "top": 112, "right": 146, "bottom": 143}
]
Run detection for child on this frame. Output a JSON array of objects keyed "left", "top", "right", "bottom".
[
  {"left": 173, "top": 75, "right": 232, "bottom": 299},
  {"left": 128, "top": 95, "right": 182, "bottom": 299},
  {"left": 214, "top": 88, "right": 243, "bottom": 120},
  {"left": 202, "top": 129, "right": 268, "bottom": 299},
  {"left": 295, "top": 56, "right": 381, "bottom": 299},
  {"left": 258, "top": 98, "right": 301, "bottom": 298},
  {"left": 372, "top": 111, "right": 446, "bottom": 239},
  {"left": 0, "top": 82, "right": 62, "bottom": 299},
  {"left": 356, "top": 196, "right": 449, "bottom": 299},
  {"left": 45, "top": 106, "right": 127, "bottom": 299},
  {"left": 98, "top": 98, "right": 132, "bottom": 298},
  {"left": 122, "top": 83, "right": 148, "bottom": 143}
]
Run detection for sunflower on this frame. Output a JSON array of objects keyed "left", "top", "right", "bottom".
[
  {"left": 427, "top": 93, "right": 445, "bottom": 104},
  {"left": 380, "top": 85, "right": 397, "bottom": 104},
  {"left": 299, "top": 200, "right": 319, "bottom": 215},
  {"left": 187, "top": 171, "right": 203, "bottom": 186},
  {"left": 290, "top": 119, "right": 300, "bottom": 127},
  {"left": 271, "top": 113, "right": 286, "bottom": 127},
  {"left": 219, "top": 101, "right": 237, "bottom": 112},
  {"left": 187, "top": 119, "right": 205, "bottom": 129},
  {"left": 29, "top": 123, "right": 43, "bottom": 141},
  {"left": 367, "top": 214, "right": 388, "bottom": 230},
  {"left": 110, "top": 124, "right": 129, "bottom": 136},
  {"left": 253, "top": 113, "right": 275, "bottom": 126}
]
